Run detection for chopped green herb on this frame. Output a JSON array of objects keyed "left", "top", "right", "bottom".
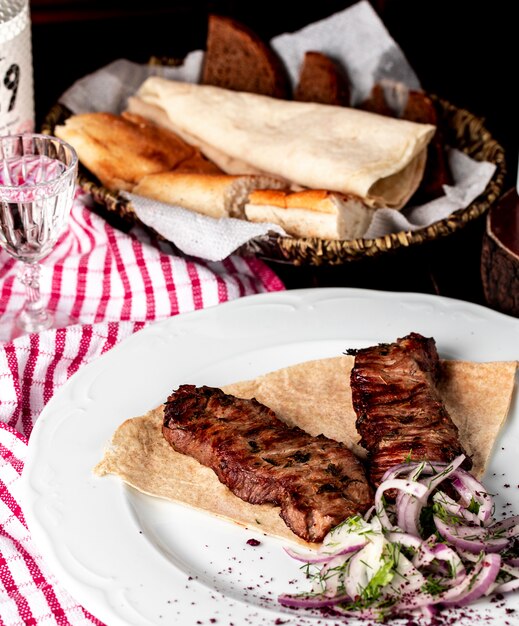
[
  {"left": 421, "top": 576, "right": 447, "bottom": 596},
  {"left": 468, "top": 497, "right": 481, "bottom": 515},
  {"left": 432, "top": 501, "right": 463, "bottom": 526}
]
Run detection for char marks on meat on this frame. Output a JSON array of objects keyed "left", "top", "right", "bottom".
[
  {"left": 349, "top": 332, "right": 471, "bottom": 487},
  {"left": 163, "top": 385, "right": 372, "bottom": 543}
]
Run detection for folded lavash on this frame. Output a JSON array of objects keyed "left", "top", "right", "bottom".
[{"left": 127, "top": 77, "right": 436, "bottom": 209}]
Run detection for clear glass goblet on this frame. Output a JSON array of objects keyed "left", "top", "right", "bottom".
[{"left": 0, "top": 133, "right": 78, "bottom": 339}]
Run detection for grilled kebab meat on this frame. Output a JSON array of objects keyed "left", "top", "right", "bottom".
[
  {"left": 349, "top": 332, "right": 471, "bottom": 487},
  {"left": 163, "top": 384, "right": 372, "bottom": 543}
]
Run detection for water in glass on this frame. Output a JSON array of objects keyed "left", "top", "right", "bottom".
[{"left": 0, "top": 134, "right": 77, "bottom": 338}]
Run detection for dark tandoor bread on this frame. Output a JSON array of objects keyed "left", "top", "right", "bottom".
[
  {"left": 401, "top": 91, "right": 452, "bottom": 200},
  {"left": 360, "top": 84, "right": 451, "bottom": 202},
  {"left": 358, "top": 83, "right": 394, "bottom": 117},
  {"left": 295, "top": 51, "right": 351, "bottom": 106},
  {"left": 201, "top": 14, "right": 290, "bottom": 98}
]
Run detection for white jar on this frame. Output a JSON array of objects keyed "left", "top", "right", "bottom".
[{"left": 0, "top": 0, "right": 34, "bottom": 135}]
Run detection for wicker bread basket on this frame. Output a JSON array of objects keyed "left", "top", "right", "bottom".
[{"left": 42, "top": 94, "right": 505, "bottom": 266}]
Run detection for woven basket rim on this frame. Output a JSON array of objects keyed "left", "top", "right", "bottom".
[{"left": 42, "top": 92, "right": 506, "bottom": 266}]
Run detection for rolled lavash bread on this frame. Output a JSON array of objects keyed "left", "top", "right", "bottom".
[
  {"left": 126, "top": 96, "right": 270, "bottom": 178},
  {"left": 54, "top": 111, "right": 221, "bottom": 192},
  {"left": 127, "top": 77, "right": 436, "bottom": 209},
  {"left": 245, "top": 189, "right": 374, "bottom": 240},
  {"left": 132, "top": 171, "right": 289, "bottom": 219}
]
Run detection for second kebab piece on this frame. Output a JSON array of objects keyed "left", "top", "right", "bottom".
[{"left": 349, "top": 332, "right": 471, "bottom": 487}]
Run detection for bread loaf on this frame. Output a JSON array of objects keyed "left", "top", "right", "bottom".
[
  {"left": 401, "top": 91, "right": 452, "bottom": 200},
  {"left": 360, "top": 85, "right": 451, "bottom": 202},
  {"left": 133, "top": 172, "right": 288, "bottom": 219},
  {"left": 295, "top": 51, "right": 350, "bottom": 106},
  {"left": 54, "top": 112, "right": 221, "bottom": 192},
  {"left": 244, "top": 189, "right": 373, "bottom": 239},
  {"left": 201, "top": 14, "right": 290, "bottom": 98}
]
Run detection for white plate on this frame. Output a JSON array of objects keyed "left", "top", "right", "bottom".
[{"left": 22, "top": 288, "right": 519, "bottom": 626}]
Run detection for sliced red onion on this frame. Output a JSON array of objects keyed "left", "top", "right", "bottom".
[
  {"left": 375, "top": 478, "right": 428, "bottom": 530},
  {"left": 284, "top": 539, "right": 367, "bottom": 563},
  {"left": 433, "top": 545, "right": 465, "bottom": 584},
  {"left": 317, "top": 554, "right": 348, "bottom": 596},
  {"left": 420, "top": 604, "right": 438, "bottom": 619},
  {"left": 390, "top": 550, "right": 426, "bottom": 595},
  {"left": 397, "top": 492, "right": 423, "bottom": 536},
  {"left": 441, "top": 553, "right": 501, "bottom": 607},
  {"left": 434, "top": 515, "right": 509, "bottom": 553},
  {"left": 320, "top": 541, "right": 368, "bottom": 559},
  {"left": 387, "top": 530, "right": 422, "bottom": 550},
  {"left": 449, "top": 471, "right": 494, "bottom": 524},
  {"left": 412, "top": 537, "right": 465, "bottom": 584},
  {"left": 499, "top": 562, "right": 519, "bottom": 579},
  {"left": 343, "top": 549, "right": 370, "bottom": 599},
  {"left": 378, "top": 479, "right": 430, "bottom": 500},
  {"left": 381, "top": 460, "right": 449, "bottom": 482},
  {"left": 283, "top": 546, "right": 330, "bottom": 564},
  {"left": 395, "top": 455, "right": 466, "bottom": 537},
  {"left": 321, "top": 517, "right": 374, "bottom": 553},
  {"left": 489, "top": 515, "right": 519, "bottom": 538},
  {"left": 363, "top": 505, "right": 375, "bottom": 521},
  {"left": 433, "top": 491, "right": 480, "bottom": 526},
  {"left": 391, "top": 587, "right": 437, "bottom": 612},
  {"left": 343, "top": 535, "right": 386, "bottom": 600},
  {"left": 279, "top": 453, "right": 519, "bottom": 620},
  {"left": 388, "top": 585, "right": 437, "bottom": 612},
  {"left": 342, "top": 552, "right": 364, "bottom": 600},
  {"left": 381, "top": 461, "right": 428, "bottom": 482},
  {"left": 421, "top": 455, "right": 466, "bottom": 493},
  {"left": 394, "top": 555, "right": 499, "bottom": 612},
  {"left": 491, "top": 578, "right": 519, "bottom": 595},
  {"left": 457, "top": 548, "right": 480, "bottom": 562}
]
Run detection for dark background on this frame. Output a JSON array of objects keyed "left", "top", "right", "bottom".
[{"left": 29, "top": 0, "right": 517, "bottom": 306}]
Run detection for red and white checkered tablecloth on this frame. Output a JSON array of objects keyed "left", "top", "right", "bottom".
[{"left": 0, "top": 190, "right": 284, "bottom": 624}]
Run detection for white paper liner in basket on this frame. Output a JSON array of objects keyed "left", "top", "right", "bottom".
[{"left": 58, "top": 0, "right": 495, "bottom": 262}]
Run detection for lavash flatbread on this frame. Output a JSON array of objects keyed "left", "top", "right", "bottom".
[
  {"left": 94, "top": 356, "right": 517, "bottom": 546},
  {"left": 128, "top": 78, "right": 436, "bottom": 209},
  {"left": 126, "top": 98, "right": 272, "bottom": 179}
]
